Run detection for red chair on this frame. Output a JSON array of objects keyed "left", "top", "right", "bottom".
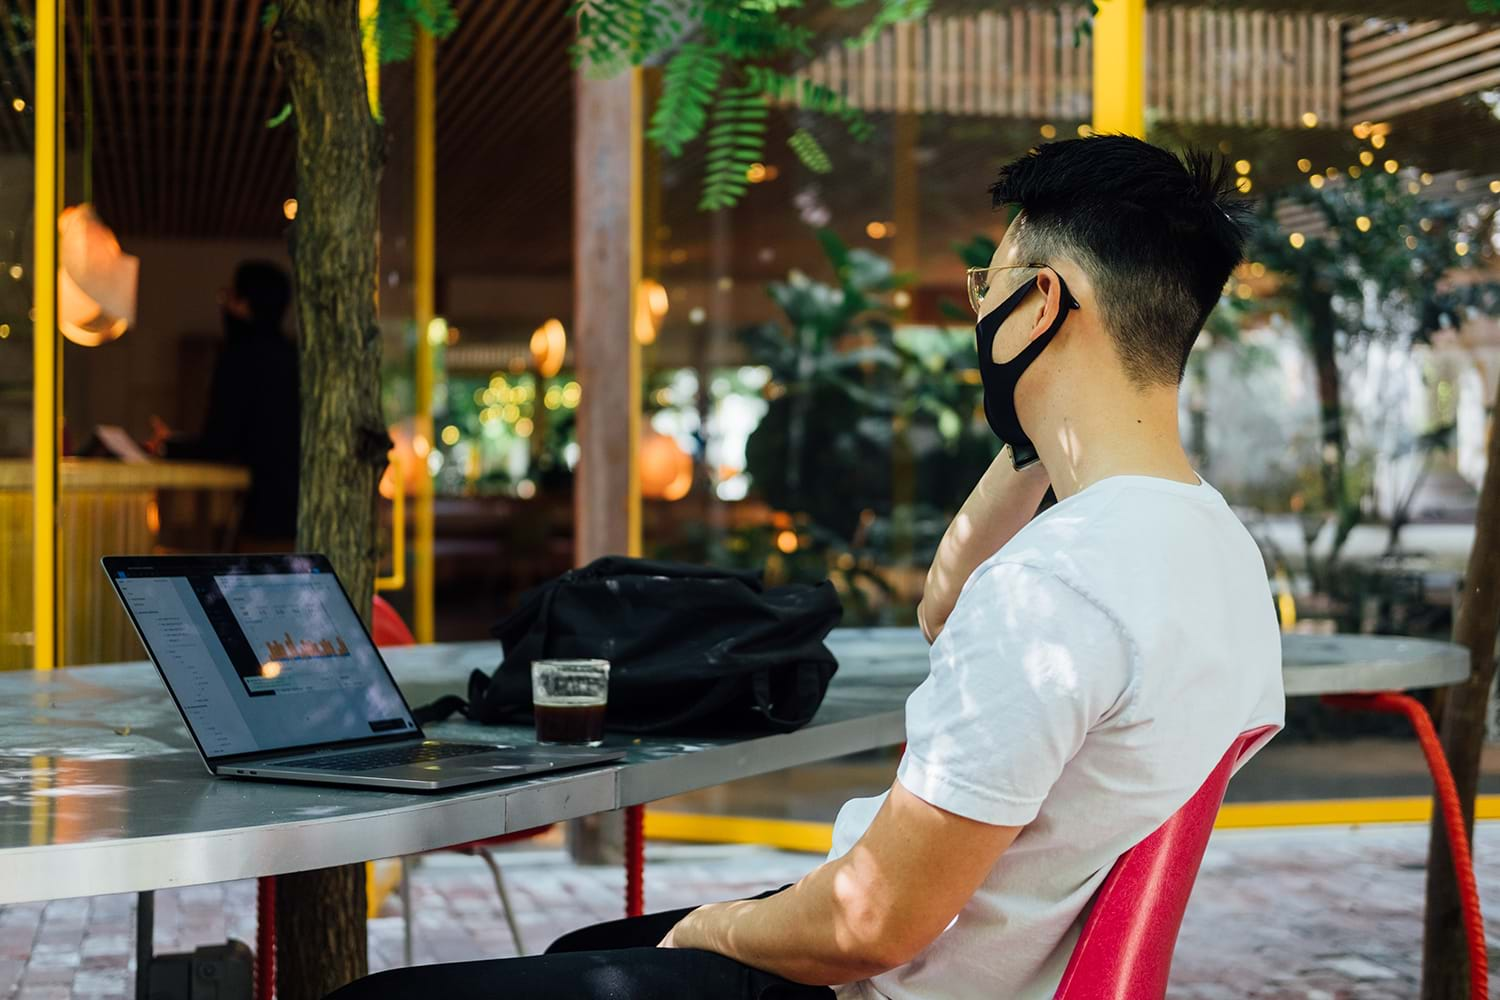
[{"left": 1053, "top": 725, "right": 1277, "bottom": 1000}]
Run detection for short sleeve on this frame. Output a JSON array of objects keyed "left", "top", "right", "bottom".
[{"left": 896, "top": 562, "right": 1134, "bottom": 827}]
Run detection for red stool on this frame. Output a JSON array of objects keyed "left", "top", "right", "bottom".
[{"left": 1053, "top": 725, "right": 1276, "bottom": 999}]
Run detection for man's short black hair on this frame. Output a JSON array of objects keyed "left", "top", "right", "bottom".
[
  {"left": 233, "top": 260, "right": 293, "bottom": 330},
  {"left": 988, "top": 135, "right": 1250, "bottom": 386}
]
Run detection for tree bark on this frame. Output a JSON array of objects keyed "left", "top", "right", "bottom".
[
  {"left": 1305, "top": 294, "right": 1360, "bottom": 588},
  {"left": 1422, "top": 393, "right": 1500, "bottom": 1000},
  {"left": 272, "top": 2, "right": 386, "bottom": 997}
]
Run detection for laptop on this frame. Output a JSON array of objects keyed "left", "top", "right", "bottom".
[{"left": 103, "top": 553, "right": 624, "bottom": 791}]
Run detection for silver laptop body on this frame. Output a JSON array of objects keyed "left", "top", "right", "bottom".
[{"left": 104, "top": 553, "right": 622, "bottom": 792}]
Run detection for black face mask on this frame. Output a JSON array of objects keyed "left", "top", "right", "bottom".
[{"left": 974, "top": 271, "right": 1079, "bottom": 470}]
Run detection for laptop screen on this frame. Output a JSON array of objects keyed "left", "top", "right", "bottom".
[{"left": 106, "top": 555, "right": 419, "bottom": 761}]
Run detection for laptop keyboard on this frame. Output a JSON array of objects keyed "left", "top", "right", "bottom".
[{"left": 275, "top": 742, "right": 501, "bottom": 772}]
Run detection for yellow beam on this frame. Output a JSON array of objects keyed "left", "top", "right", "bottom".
[
  {"left": 1091, "top": 0, "right": 1146, "bottom": 138},
  {"left": 645, "top": 797, "right": 1500, "bottom": 853},
  {"left": 413, "top": 30, "right": 436, "bottom": 641},
  {"left": 628, "top": 68, "right": 643, "bottom": 558},
  {"left": 32, "top": 0, "right": 62, "bottom": 671}
]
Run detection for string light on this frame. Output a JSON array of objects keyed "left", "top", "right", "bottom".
[
  {"left": 745, "top": 163, "right": 768, "bottom": 183},
  {"left": 1456, "top": 241, "right": 1470, "bottom": 256},
  {"left": 866, "top": 221, "right": 889, "bottom": 239},
  {"left": 1371, "top": 134, "right": 1386, "bottom": 149},
  {"left": 1419, "top": 218, "right": 1433, "bottom": 232},
  {"left": 1348, "top": 166, "right": 1362, "bottom": 178},
  {"left": 1405, "top": 235, "right": 1418, "bottom": 250},
  {"left": 1236, "top": 177, "right": 1252, "bottom": 193},
  {"left": 440, "top": 425, "right": 460, "bottom": 446},
  {"left": 1076, "top": 124, "right": 1093, "bottom": 137},
  {"left": 282, "top": 198, "right": 298, "bottom": 220},
  {"left": 1297, "top": 158, "right": 1312, "bottom": 173},
  {"left": 1359, "top": 151, "right": 1374, "bottom": 166},
  {"left": 1420, "top": 172, "right": 1433, "bottom": 185},
  {"left": 1249, "top": 262, "right": 1267, "bottom": 277},
  {"left": 1325, "top": 167, "right": 1339, "bottom": 178},
  {"left": 1490, "top": 180, "right": 1500, "bottom": 194},
  {"left": 1234, "top": 159, "right": 1252, "bottom": 175},
  {"left": 1353, "top": 122, "right": 1371, "bottom": 139},
  {"left": 1384, "top": 159, "right": 1399, "bottom": 174},
  {"left": 1408, "top": 181, "right": 1421, "bottom": 194},
  {"left": 11, "top": 99, "right": 23, "bottom": 112},
  {"left": 1301, "top": 111, "right": 1319, "bottom": 127},
  {"left": 1289, "top": 232, "right": 1306, "bottom": 248},
  {"left": 1310, "top": 175, "right": 1325, "bottom": 189},
  {"left": 1039, "top": 123, "right": 1057, "bottom": 139},
  {"left": 1355, "top": 216, "right": 1371, "bottom": 232}
]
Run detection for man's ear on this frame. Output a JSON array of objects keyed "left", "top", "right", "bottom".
[{"left": 1025, "top": 269, "right": 1066, "bottom": 344}]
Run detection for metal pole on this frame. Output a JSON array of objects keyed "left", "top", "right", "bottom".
[
  {"left": 413, "top": 30, "right": 437, "bottom": 642},
  {"left": 136, "top": 890, "right": 154, "bottom": 1000},
  {"left": 1091, "top": 0, "right": 1146, "bottom": 138},
  {"left": 31, "top": 0, "right": 62, "bottom": 671}
]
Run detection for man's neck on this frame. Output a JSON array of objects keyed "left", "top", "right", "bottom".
[{"left": 1030, "top": 387, "right": 1198, "bottom": 501}]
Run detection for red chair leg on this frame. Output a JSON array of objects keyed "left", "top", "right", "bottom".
[
  {"left": 256, "top": 875, "right": 276, "bottom": 1000},
  {"left": 1325, "top": 692, "right": 1488, "bottom": 1000},
  {"left": 625, "top": 804, "right": 645, "bottom": 918}
]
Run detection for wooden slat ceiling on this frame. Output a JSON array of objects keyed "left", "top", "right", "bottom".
[
  {"left": 0, "top": 0, "right": 572, "bottom": 276},
  {"left": 0, "top": 0, "right": 1496, "bottom": 294}
]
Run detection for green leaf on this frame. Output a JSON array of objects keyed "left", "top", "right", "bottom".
[
  {"left": 260, "top": 3, "right": 281, "bottom": 29},
  {"left": 648, "top": 44, "right": 722, "bottom": 155},
  {"left": 265, "top": 102, "right": 293, "bottom": 128},
  {"left": 788, "top": 129, "right": 832, "bottom": 173}
]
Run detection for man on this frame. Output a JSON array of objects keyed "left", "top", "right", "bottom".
[
  {"left": 154, "top": 261, "right": 301, "bottom": 548},
  {"left": 331, "top": 135, "right": 1284, "bottom": 999}
]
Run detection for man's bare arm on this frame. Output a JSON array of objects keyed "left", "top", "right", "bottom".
[
  {"left": 661, "top": 780, "right": 1021, "bottom": 984},
  {"left": 918, "top": 451, "right": 1050, "bottom": 643}
]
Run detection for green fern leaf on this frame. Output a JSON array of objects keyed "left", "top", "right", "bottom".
[
  {"left": 700, "top": 86, "right": 768, "bottom": 211},
  {"left": 648, "top": 44, "right": 723, "bottom": 155},
  {"left": 788, "top": 129, "right": 832, "bottom": 173}
]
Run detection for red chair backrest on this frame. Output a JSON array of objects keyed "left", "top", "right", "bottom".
[
  {"left": 1052, "top": 724, "right": 1277, "bottom": 1000},
  {"left": 371, "top": 594, "right": 416, "bottom": 648}
]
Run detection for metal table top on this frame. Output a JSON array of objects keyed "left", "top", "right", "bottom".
[{"left": 0, "top": 628, "right": 1467, "bottom": 905}]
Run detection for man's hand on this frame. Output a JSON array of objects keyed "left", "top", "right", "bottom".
[{"left": 919, "top": 451, "right": 1050, "bottom": 642}]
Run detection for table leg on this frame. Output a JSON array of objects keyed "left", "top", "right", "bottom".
[
  {"left": 1324, "top": 692, "right": 1489, "bottom": 1000},
  {"left": 625, "top": 804, "right": 645, "bottom": 918},
  {"left": 135, "top": 890, "right": 153, "bottom": 1000},
  {"left": 256, "top": 876, "right": 276, "bottom": 999}
]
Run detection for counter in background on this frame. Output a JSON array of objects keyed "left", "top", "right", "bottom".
[{"left": 0, "top": 459, "right": 250, "bottom": 669}]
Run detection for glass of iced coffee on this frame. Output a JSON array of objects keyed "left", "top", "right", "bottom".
[{"left": 530, "top": 659, "right": 609, "bottom": 746}]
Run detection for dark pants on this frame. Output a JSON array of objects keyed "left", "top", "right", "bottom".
[{"left": 326, "top": 892, "right": 836, "bottom": 1000}]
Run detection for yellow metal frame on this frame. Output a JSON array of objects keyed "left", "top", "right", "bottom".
[
  {"left": 627, "top": 68, "right": 643, "bottom": 557},
  {"left": 1091, "top": 0, "right": 1146, "bottom": 138},
  {"left": 374, "top": 464, "right": 406, "bottom": 592},
  {"left": 644, "top": 797, "right": 1500, "bottom": 853},
  {"left": 32, "top": 0, "right": 63, "bottom": 671},
  {"left": 413, "top": 31, "right": 436, "bottom": 640}
]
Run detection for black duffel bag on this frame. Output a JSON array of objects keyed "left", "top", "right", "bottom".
[{"left": 417, "top": 557, "right": 843, "bottom": 735}]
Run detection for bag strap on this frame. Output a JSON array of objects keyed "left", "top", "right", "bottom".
[
  {"left": 411, "top": 692, "right": 469, "bottom": 725},
  {"left": 750, "top": 663, "right": 826, "bottom": 732}
]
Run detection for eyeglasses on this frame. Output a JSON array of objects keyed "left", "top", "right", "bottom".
[{"left": 965, "top": 262, "right": 1048, "bottom": 317}]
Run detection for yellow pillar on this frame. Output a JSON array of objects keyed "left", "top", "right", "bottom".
[
  {"left": 1091, "top": 0, "right": 1146, "bottom": 138},
  {"left": 32, "top": 0, "right": 62, "bottom": 671},
  {"left": 413, "top": 30, "right": 436, "bottom": 642}
]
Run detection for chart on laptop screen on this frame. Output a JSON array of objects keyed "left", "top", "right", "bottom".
[{"left": 216, "top": 575, "right": 370, "bottom": 696}]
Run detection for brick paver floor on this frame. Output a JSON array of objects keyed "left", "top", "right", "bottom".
[{"left": 1, "top": 822, "right": 1495, "bottom": 998}]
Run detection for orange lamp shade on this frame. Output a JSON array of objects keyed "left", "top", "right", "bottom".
[
  {"left": 57, "top": 204, "right": 138, "bottom": 347},
  {"left": 639, "top": 431, "right": 692, "bottom": 501}
]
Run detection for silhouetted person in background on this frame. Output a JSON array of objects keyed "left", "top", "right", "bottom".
[{"left": 154, "top": 261, "right": 300, "bottom": 548}]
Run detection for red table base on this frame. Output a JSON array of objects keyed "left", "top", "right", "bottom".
[{"left": 1324, "top": 692, "right": 1488, "bottom": 1000}]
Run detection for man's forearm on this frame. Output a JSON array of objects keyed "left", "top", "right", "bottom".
[
  {"left": 919, "top": 450, "right": 1049, "bottom": 641},
  {"left": 670, "top": 859, "right": 900, "bottom": 985}
]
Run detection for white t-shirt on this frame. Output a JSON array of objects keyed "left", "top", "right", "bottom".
[{"left": 831, "top": 474, "right": 1285, "bottom": 1000}]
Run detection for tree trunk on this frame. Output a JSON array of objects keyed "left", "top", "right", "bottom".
[
  {"left": 1307, "top": 296, "right": 1356, "bottom": 588},
  {"left": 272, "top": 2, "right": 386, "bottom": 997},
  {"left": 1422, "top": 395, "right": 1500, "bottom": 1000}
]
